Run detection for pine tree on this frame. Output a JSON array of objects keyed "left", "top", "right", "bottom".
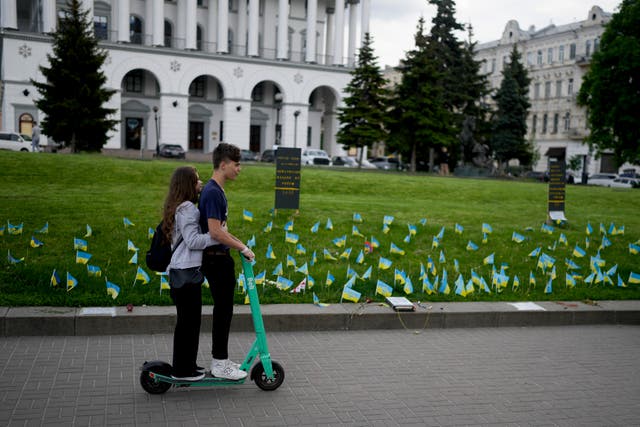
[
  {"left": 32, "top": 0, "right": 117, "bottom": 152},
  {"left": 490, "top": 45, "right": 532, "bottom": 169},
  {"left": 578, "top": 0, "right": 640, "bottom": 166},
  {"left": 336, "top": 33, "right": 390, "bottom": 167},
  {"left": 387, "top": 17, "right": 452, "bottom": 172}
]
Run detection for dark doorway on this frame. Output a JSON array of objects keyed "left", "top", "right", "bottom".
[
  {"left": 189, "top": 121, "right": 204, "bottom": 150},
  {"left": 250, "top": 125, "right": 261, "bottom": 153},
  {"left": 125, "top": 117, "right": 143, "bottom": 149}
]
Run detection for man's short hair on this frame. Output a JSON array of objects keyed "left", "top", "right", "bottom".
[{"left": 212, "top": 143, "right": 241, "bottom": 169}]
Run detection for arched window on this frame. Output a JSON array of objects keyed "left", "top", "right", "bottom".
[
  {"left": 19, "top": 113, "right": 35, "bottom": 136},
  {"left": 130, "top": 15, "right": 143, "bottom": 44},
  {"left": 164, "top": 20, "right": 173, "bottom": 47}
]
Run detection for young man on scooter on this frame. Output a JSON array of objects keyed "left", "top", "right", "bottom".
[{"left": 199, "top": 143, "right": 255, "bottom": 380}]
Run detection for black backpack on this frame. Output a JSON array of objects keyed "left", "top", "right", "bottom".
[{"left": 146, "top": 222, "right": 182, "bottom": 272}]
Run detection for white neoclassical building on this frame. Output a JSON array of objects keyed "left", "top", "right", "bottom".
[
  {"left": 1, "top": 0, "right": 372, "bottom": 155},
  {"left": 475, "top": 5, "right": 637, "bottom": 176}
]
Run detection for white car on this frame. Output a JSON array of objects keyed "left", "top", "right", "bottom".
[
  {"left": 587, "top": 173, "right": 618, "bottom": 187},
  {"left": 609, "top": 178, "right": 639, "bottom": 188},
  {"left": 301, "top": 149, "right": 331, "bottom": 166},
  {"left": 0, "top": 131, "right": 31, "bottom": 152}
]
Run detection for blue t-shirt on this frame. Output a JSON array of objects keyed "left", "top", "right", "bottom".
[{"left": 198, "top": 179, "right": 228, "bottom": 250}]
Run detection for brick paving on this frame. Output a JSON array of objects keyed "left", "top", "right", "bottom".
[{"left": 1, "top": 325, "right": 639, "bottom": 426}]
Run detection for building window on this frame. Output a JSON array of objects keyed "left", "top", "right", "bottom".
[
  {"left": 534, "top": 83, "right": 541, "bottom": 100},
  {"left": 164, "top": 20, "right": 173, "bottom": 47},
  {"left": 552, "top": 113, "right": 559, "bottom": 134},
  {"left": 542, "top": 114, "right": 548, "bottom": 134},
  {"left": 19, "top": 113, "right": 34, "bottom": 136},
  {"left": 196, "top": 25, "right": 203, "bottom": 50},
  {"left": 556, "top": 80, "right": 562, "bottom": 98},
  {"left": 220, "top": 121, "right": 224, "bottom": 141},
  {"left": 569, "top": 43, "right": 576, "bottom": 59},
  {"left": 545, "top": 81, "right": 551, "bottom": 99},
  {"left": 189, "top": 76, "right": 206, "bottom": 98},
  {"left": 586, "top": 40, "right": 592, "bottom": 57},
  {"left": 130, "top": 15, "right": 143, "bottom": 44},
  {"left": 594, "top": 37, "right": 600, "bottom": 53},
  {"left": 251, "top": 82, "right": 264, "bottom": 102},
  {"left": 532, "top": 114, "right": 537, "bottom": 134},
  {"left": 124, "top": 70, "right": 143, "bottom": 93},
  {"left": 491, "top": 58, "right": 496, "bottom": 73},
  {"left": 547, "top": 47, "right": 553, "bottom": 64},
  {"left": 527, "top": 51, "right": 534, "bottom": 66},
  {"left": 537, "top": 50, "right": 542, "bottom": 65},
  {"left": 558, "top": 45, "right": 565, "bottom": 62},
  {"left": 568, "top": 78, "right": 574, "bottom": 95},
  {"left": 502, "top": 55, "right": 508, "bottom": 67},
  {"left": 307, "top": 126, "right": 312, "bottom": 147},
  {"left": 94, "top": 15, "right": 108, "bottom": 40},
  {"left": 563, "top": 113, "right": 571, "bottom": 131}
]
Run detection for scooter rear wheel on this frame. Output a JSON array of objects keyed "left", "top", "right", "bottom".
[
  {"left": 140, "top": 370, "right": 172, "bottom": 394},
  {"left": 251, "top": 361, "right": 285, "bottom": 391}
]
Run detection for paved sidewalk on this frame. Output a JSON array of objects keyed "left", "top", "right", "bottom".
[{"left": 1, "top": 325, "right": 639, "bottom": 426}]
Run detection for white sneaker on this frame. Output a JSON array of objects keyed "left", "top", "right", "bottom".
[{"left": 211, "top": 358, "right": 248, "bottom": 380}]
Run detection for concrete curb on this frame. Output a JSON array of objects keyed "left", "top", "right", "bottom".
[{"left": 2, "top": 300, "right": 639, "bottom": 336}]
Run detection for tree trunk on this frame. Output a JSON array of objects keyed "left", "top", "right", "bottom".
[
  {"left": 358, "top": 146, "right": 364, "bottom": 169},
  {"left": 410, "top": 142, "right": 417, "bottom": 173}
]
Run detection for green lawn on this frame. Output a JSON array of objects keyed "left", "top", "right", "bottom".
[{"left": 1, "top": 151, "right": 639, "bottom": 306}]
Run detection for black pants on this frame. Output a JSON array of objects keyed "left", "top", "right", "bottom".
[
  {"left": 202, "top": 253, "right": 236, "bottom": 360},
  {"left": 169, "top": 280, "right": 202, "bottom": 376}
]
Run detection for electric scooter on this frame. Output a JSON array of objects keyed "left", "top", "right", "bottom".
[{"left": 139, "top": 254, "right": 285, "bottom": 393}]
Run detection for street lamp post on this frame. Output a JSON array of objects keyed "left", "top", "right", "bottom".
[
  {"left": 153, "top": 106, "right": 159, "bottom": 158},
  {"left": 293, "top": 110, "right": 301, "bottom": 148},
  {"left": 274, "top": 92, "right": 283, "bottom": 146}
]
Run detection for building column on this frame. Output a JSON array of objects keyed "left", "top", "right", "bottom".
[
  {"left": 325, "top": 7, "right": 334, "bottom": 65},
  {"left": 333, "top": 0, "right": 345, "bottom": 65},
  {"left": 176, "top": 0, "right": 186, "bottom": 48},
  {"left": 360, "top": 0, "right": 370, "bottom": 40},
  {"left": 207, "top": 0, "right": 217, "bottom": 52},
  {"left": 237, "top": 0, "right": 247, "bottom": 55},
  {"left": 276, "top": 0, "right": 288, "bottom": 59},
  {"left": 217, "top": 0, "right": 229, "bottom": 53},
  {"left": 305, "top": 0, "right": 317, "bottom": 63},
  {"left": 247, "top": 0, "right": 259, "bottom": 56},
  {"left": 152, "top": 0, "right": 164, "bottom": 46},
  {"left": 117, "top": 0, "right": 130, "bottom": 43},
  {"left": 0, "top": 0, "right": 17, "bottom": 30},
  {"left": 185, "top": 0, "right": 197, "bottom": 49},
  {"left": 42, "top": 0, "right": 57, "bottom": 33},
  {"left": 347, "top": 0, "right": 359, "bottom": 67},
  {"left": 160, "top": 95, "right": 189, "bottom": 149},
  {"left": 144, "top": 0, "right": 153, "bottom": 44}
]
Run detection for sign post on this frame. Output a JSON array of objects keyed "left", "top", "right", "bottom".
[
  {"left": 547, "top": 148, "right": 567, "bottom": 223},
  {"left": 274, "top": 147, "right": 301, "bottom": 211}
]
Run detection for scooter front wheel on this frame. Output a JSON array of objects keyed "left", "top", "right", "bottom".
[
  {"left": 140, "top": 370, "right": 172, "bottom": 394},
  {"left": 251, "top": 361, "right": 285, "bottom": 391}
]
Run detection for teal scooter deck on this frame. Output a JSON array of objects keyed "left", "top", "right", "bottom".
[{"left": 140, "top": 254, "right": 285, "bottom": 393}]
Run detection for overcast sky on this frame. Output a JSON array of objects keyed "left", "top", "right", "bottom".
[{"left": 369, "top": 0, "right": 622, "bottom": 67}]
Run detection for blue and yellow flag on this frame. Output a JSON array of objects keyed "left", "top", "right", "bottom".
[
  {"left": 128, "top": 251, "right": 138, "bottom": 265},
  {"left": 454, "top": 224, "right": 464, "bottom": 234},
  {"left": 74, "top": 237, "right": 88, "bottom": 251},
  {"left": 283, "top": 220, "right": 294, "bottom": 231},
  {"left": 382, "top": 223, "right": 390, "bottom": 234},
  {"left": 482, "top": 233, "right": 488, "bottom": 244},
  {"left": 160, "top": 275, "right": 170, "bottom": 292},
  {"left": 408, "top": 224, "right": 418, "bottom": 236},
  {"left": 30, "top": 236, "right": 44, "bottom": 248},
  {"left": 565, "top": 273, "right": 575, "bottom": 288},
  {"left": 135, "top": 266, "right": 150, "bottom": 284},
  {"left": 332, "top": 235, "right": 347, "bottom": 248},
  {"left": 35, "top": 222, "right": 49, "bottom": 234},
  {"left": 544, "top": 277, "right": 553, "bottom": 294},
  {"left": 8, "top": 222, "right": 23, "bottom": 235},
  {"left": 50, "top": 269, "right": 61, "bottom": 287},
  {"left": 600, "top": 235, "right": 612, "bottom": 250},
  {"left": 572, "top": 245, "right": 586, "bottom": 258},
  {"left": 87, "top": 264, "right": 102, "bottom": 277},
  {"left": 370, "top": 236, "right": 380, "bottom": 249},
  {"left": 276, "top": 276, "right": 294, "bottom": 290},
  {"left": 263, "top": 221, "right": 273, "bottom": 233},
  {"left": 466, "top": 241, "right": 478, "bottom": 251},
  {"left": 439, "top": 250, "right": 446, "bottom": 264},
  {"left": 352, "top": 225, "right": 364, "bottom": 237},
  {"left": 323, "top": 248, "right": 337, "bottom": 261},
  {"left": 67, "top": 272, "right": 78, "bottom": 292},
  {"left": 272, "top": 262, "right": 283, "bottom": 276},
  {"left": 629, "top": 243, "right": 640, "bottom": 255},
  {"left": 313, "top": 292, "right": 329, "bottom": 307},
  {"left": 325, "top": 218, "right": 333, "bottom": 230},
  {"left": 438, "top": 269, "right": 450, "bottom": 294},
  {"left": 201, "top": 276, "right": 209, "bottom": 289},
  {"left": 436, "top": 226, "right": 445, "bottom": 240},
  {"left": 296, "top": 243, "right": 306, "bottom": 255},
  {"left": 127, "top": 239, "right": 138, "bottom": 252},
  {"left": 307, "top": 275, "right": 315, "bottom": 289},
  {"left": 432, "top": 236, "right": 440, "bottom": 250},
  {"left": 266, "top": 243, "right": 276, "bottom": 259},
  {"left": 311, "top": 250, "right": 317, "bottom": 266},
  {"left": 390, "top": 243, "right": 405, "bottom": 256},
  {"left": 0, "top": 225, "right": 4, "bottom": 236},
  {"left": 394, "top": 268, "right": 406, "bottom": 285},
  {"left": 617, "top": 274, "right": 626, "bottom": 288},
  {"left": 540, "top": 223, "right": 554, "bottom": 234},
  {"left": 310, "top": 222, "right": 320, "bottom": 233},
  {"left": 376, "top": 279, "right": 393, "bottom": 297},
  {"left": 326, "top": 270, "right": 335, "bottom": 286},
  {"left": 362, "top": 265, "right": 372, "bottom": 280},
  {"left": 148, "top": 227, "right": 155, "bottom": 239},
  {"left": 340, "top": 248, "right": 352, "bottom": 260},
  {"left": 512, "top": 232, "right": 525, "bottom": 243},
  {"left": 255, "top": 270, "right": 266, "bottom": 286},
  {"left": 353, "top": 212, "right": 363, "bottom": 223},
  {"left": 76, "top": 250, "right": 92, "bottom": 264},
  {"left": 106, "top": 280, "right": 120, "bottom": 299},
  {"left": 482, "top": 223, "right": 493, "bottom": 234},
  {"left": 565, "top": 258, "right": 581, "bottom": 270},
  {"left": 243, "top": 209, "right": 254, "bottom": 222},
  {"left": 285, "top": 231, "right": 299, "bottom": 244},
  {"left": 383, "top": 215, "right": 394, "bottom": 225},
  {"left": 558, "top": 233, "right": 568, "bottom": 246},
  {"left": 247, "top": 235, "right": 256, "bottom": 248},
  {"left": 422, "top": 276, "right": 434, "bottom": 294},
  {"left": 629, "top": 272, "right": 640, "bottom": 284},
  {"left": 341, "top": 285, "right": 361, "bottom": 303},
  {"left": 483, "top": 253, "right": 494, "bottom": 265},
  {"left": 403, "top": 275, "right": 414, "bottom": 295},
  {"left": 123, "top": 217, "right": 135, "bottom": 228},
  {"left": 296, "top": 262, "right": 309, "bottom": 275},
  {"left": 378, "top": 256, "right": 392, "bottom": 270},
  {"left": 585, "top": 222, "right": 593, "bottom": 235},
  {"left": 454, "top": 275, "right": 465, "bottom": 296},
  {"left": 355, "top": 250, "right": 365, "bottom": 264},
  {"left": 85, "top": 224, "right": 92, "bottom": 238}
]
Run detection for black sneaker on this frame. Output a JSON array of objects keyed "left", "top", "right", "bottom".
[{"left": 171, "top": 371, "right": 205, "bottom": 381}]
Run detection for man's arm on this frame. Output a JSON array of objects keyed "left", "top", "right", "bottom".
[{"left": 208, "top": 218, "right": 255, "bottom": 260}]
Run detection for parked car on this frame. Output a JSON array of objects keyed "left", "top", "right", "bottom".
[
  {"left": 260, "top": 149, "right": 276, "bottom": 162},
  {"left": 0, "top": 131, "right": 31, "bottom": 152},
  {"left": 587, "top": 173, "right": 618, "bottom": 187},
  {"left": 609, "top": 178, "right": 639, "bottom": 188},
  {"left": 369, "top": 156, "right": 406, "bottom": 171},
  {"left": 240, "top": 149, "right": 259, "bottom": 162},
  {"left": 523, "top": 171, "right": 550, "bottom": 182},
  {"left": 158, "top": 144, "right": 185, "bottom": 159},
  {"left": 301, "top": 149, "right": 331, "bottom": 165},
  {"left": 332, "top": 156, "right": 358, "bottom": 167}
]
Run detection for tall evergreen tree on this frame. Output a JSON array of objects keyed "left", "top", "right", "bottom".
[
  {"left": 32, "top": 0, "right": 117, "bottom": 152},
  {"left": 578, "top": 0, "right": 640, "bottom": 166},
  {"left": 336, "top": 33, "right": 389, "bottom": 167},
  {"left": 490, "top": 45, "right": 532, "bottom": 169},
  {"left": 387, "top": 17, "right": 452, "bottom": 172}
]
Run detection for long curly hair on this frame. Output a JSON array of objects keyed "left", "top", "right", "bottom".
[{"left": 161, "top": 166, "right": 199, "bottom": 243}]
